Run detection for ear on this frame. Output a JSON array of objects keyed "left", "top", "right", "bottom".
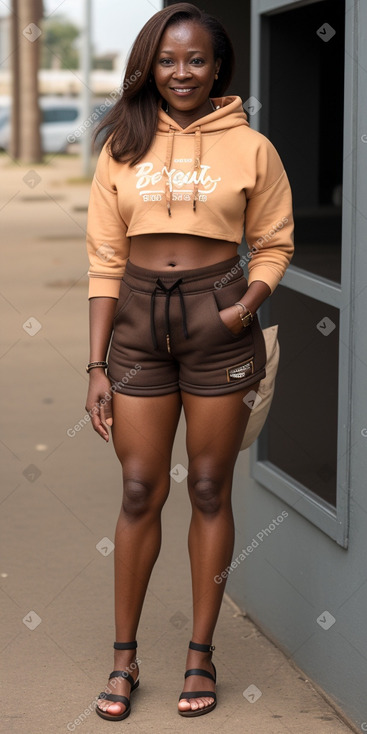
[{"left": 215, "top": 58, "right": 222, "bottom": 76}]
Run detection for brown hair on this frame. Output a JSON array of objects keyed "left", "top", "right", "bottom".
[{"left": 93, "top": 2, "right": 235, "bottom": 166}]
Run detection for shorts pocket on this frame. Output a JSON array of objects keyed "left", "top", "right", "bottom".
[
  {"left": 210, "top": 278, "right": 249, "bottom": 340},
  {"left": 114, "top": 280, "right": 134, "bottom": 322},
  {"left": 209, "top": 293, "right": 244, "bottom": 340}
]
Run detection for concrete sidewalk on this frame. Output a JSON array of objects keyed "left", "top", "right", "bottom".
[{"left": 0, "top": 153, "right": 358, "bottom": 733}]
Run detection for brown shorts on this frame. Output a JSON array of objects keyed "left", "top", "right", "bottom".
[{"left": 107, "top": 254, "right": 266, "bottom": 397}]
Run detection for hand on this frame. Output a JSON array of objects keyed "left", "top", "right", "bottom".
[
  {"left": 218, "top": 305, "right": 244, "bottom": 335},
  {"left": 85, "top": 370, "right": 113, "bottom": 442}
]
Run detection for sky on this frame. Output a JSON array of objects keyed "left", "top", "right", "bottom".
[
  {"left": 0, "top": 0, "right": 162, "bottom": 60},
  {"left": 43, "top": 0, "right": 162, "bottom": 57}
]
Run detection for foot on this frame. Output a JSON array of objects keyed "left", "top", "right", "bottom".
[
  {"left": 96, "top": 648, "right": 139, "bottom": 719},
  {"left": 178, "top": 646, "right": 216, "bottom": 715}
]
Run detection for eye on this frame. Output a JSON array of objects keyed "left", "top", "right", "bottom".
[
  {"left": 191, "top": 58, "right": 205, "bottom": 65},
  {"left": 159, "top": 58, "right": 173, "bottom": 65}
]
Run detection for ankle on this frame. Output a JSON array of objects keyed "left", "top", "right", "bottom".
[
  {"left": 113, "top": 649, "right": 138, "bottom": 671},
  {"left": 187, "top": 650, "right": 211, "bottom": 667},
  {"left": 188, "top": 640, "right": 214, "bottom": 656}
]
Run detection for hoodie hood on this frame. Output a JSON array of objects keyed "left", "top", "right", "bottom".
[
  {"left": 157, "top": 95, "right": 249, "bottom": 134},
  {"left": 156, "top": 95, "right": 249, "bottom": 215}
]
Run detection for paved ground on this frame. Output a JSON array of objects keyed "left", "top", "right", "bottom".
[{"left": 0, "top": 152, "right": 359, "bottom": 733}]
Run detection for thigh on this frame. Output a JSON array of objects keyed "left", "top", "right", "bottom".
[
  {"left": 111, "top": 391, "right": 182, "bottom": 479},
  {"left": 182, "top": 383, "right": 260, "bottom": 473}
]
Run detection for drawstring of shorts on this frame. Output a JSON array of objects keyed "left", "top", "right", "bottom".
[{"left": 150, "top": 277, "right": 189, "bottom": 353}]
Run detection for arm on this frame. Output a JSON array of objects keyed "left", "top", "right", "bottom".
[
  {"left": 220, "top": 137, "right": 294, "bottom": 334},
  {"left": 85, "top": 142, "right": 130, "bottom": 440},
  {"left": 85, "top": 297, "right": 117, "bottom": 442}
]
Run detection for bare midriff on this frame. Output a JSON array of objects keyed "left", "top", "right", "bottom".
[{"left": 129, "top": 233, "right": 238, "bottom": 270}]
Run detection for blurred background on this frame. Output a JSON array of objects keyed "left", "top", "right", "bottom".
[
  {"left": 3, "top": 3, "right": 367, "bottom": 731},
  {"left": 0, "top": 0, "right": 162, "bottom": 171}
]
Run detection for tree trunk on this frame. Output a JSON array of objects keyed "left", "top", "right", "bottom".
[{"left": 18, "top": 0, "right": 43, "bottom": 163}]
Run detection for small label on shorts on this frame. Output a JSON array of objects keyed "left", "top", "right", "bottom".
[{"left": 226, "top": 358, "right": 254, "bottom": 382}]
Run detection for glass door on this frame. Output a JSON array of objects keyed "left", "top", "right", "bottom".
[{"left": 246, "top": 0, "right": 352, "bottom": 547}]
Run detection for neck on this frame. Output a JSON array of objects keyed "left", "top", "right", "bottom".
[{"left": 165, "top": 98, "right": 215, "bottom": 128}]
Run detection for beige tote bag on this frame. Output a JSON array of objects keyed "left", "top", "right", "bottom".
[{"left": 240, "top": 325, "right": 280, "bottom": 451}]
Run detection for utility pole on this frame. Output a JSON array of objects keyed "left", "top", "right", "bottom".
[
  {"left": 10, "top": 0, "right": 20, "bottom": 159},
  {"left": 81, "top": 0, "right": 92, "bottom": 177}
]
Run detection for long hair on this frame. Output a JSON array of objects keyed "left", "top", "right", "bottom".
[{"left": 93, "top": 3, "right": 235, "bottom": 166}]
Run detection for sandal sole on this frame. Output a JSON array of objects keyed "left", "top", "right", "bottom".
[{"left": 178, "top": 700, "right": 217, "bottom": 717}]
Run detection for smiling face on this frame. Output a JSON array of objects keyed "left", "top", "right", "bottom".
[{"left": 152, "top": 20, "right": 221, "bottom": 123}]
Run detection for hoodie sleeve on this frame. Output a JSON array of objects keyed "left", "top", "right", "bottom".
[
  {"left": 244, "top": 136, "right": 294, "bottom": 293},
  {"left": 86, "top": 143, "right": 130, "bottom": 299}
]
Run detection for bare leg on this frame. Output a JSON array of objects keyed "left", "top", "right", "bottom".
[
  {"left": 97, "top": 391, "right": 182, "bottom": 718},
  {"left": 178, "top": 383, "right": 260, "bottom": 714}
]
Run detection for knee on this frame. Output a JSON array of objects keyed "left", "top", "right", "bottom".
[
  {"left": 122, "top": 477, "right": 167, "bottom": 518},
  {"left": 188, "top": 475, "right": 223, "bottom": 515}
]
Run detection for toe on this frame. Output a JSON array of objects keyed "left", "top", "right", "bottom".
[
  {"left": 178, "top": 699, "right": 192, "bottom": 711},
  {"left": 97, "top": 699, "right": 125, "bottom": 716},
  {"left": 191, "top": 696, "right": 214, "bottom": 711},
  {"left": 106, "top": 702, "right": 125, "bottom": 715},
  {"left": 193, "top": 698, "right": 205, "bottom": 710},
  {"left": 178, "top": 695, "right": 215, "bottom": 712}
]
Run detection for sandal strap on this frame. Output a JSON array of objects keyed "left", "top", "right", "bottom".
[
  {"left": 179, "top": 690, "right": 217, "bottom": 702},
  {"left": 108, "top": 670, "right": 135, "bottom": 686},
  {"left": 184, "top": 667, "right": 216, "bottom": 683},
  {"left": 189, "top": 641, "right": 215, "bottom": 652},
  {"left": 98, "top": 691, "right": 130, "bottom": 707},
  {"left": 114, "top": 641, "right": 137, "bottom": 650}
]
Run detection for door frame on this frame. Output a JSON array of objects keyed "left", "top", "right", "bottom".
[{"left": 249, "top": 0, "right": 357, "bottom": 548}]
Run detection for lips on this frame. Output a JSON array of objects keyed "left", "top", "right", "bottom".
[{"left": 170, "top": 87, "right": 197, "bottom": 94}]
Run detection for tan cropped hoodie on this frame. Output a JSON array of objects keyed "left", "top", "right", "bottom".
[{"left": 86, "top": 95, "right": 294, "bottom": 298}]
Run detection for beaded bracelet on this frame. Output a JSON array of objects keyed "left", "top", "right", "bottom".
[{"left": 86, "top": 361, "right": 108, "bottom": 374}]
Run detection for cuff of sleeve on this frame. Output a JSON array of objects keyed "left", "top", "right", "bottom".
[
  {"left": 88, "top": 275, "right": 121, "bottom": 299},
  {"left": 247, "top": 265, "right": 285, "bottom": 294}
]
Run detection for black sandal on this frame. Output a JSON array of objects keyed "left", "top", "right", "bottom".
[
  {"left": 96, "top": 641, "right": 139, "bottom": 721},
  {"left": 178, "top": 641, "right": 217, "bottom": 717}
]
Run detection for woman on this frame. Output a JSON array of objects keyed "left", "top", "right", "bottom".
[{"left": 85, "top": 2, "right": 294, "bottom": 721}]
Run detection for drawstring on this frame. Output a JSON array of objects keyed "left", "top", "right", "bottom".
[
  {"left": 163, "top": 125, "right": 202, "bottom": 216},
  {"left": 164, "top": 127, "right": 175, "bottom": 217},
  {"left": 150, "top": 277, "right": 189, "bottom": 353},
  {"left": 192, "top": 129, "right": 201, "bottom": 212}
]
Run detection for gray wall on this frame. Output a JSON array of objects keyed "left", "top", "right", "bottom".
[{"left": 228, "top": 0, "right": 367, "bottom": 729}]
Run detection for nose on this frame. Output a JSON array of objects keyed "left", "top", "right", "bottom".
[{"left": 173, "top": 62, "right": 192, "bottom": 79}]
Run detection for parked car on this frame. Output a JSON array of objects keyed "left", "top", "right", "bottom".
[{"left": 0, "top": 95, "right": 110, "bottom": 153}]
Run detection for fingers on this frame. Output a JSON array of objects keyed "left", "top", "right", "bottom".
[
  {"left": 100, "top": 397, "right": 113, "bottom": 437},
  {"left": 86, "top": 396, "right": 113, "bottom": 442},
  {"left": 85, "top": 375, "right": 114, "bottom": 441},
  {"left": 101, "top": 394, "right": 113, "bottom": 425},
  {"left": 89, "top": 403, "right": 110, "bottom": 442},
  {"left": 219, "top": 306, "right": 243, "bottom": 335}
]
